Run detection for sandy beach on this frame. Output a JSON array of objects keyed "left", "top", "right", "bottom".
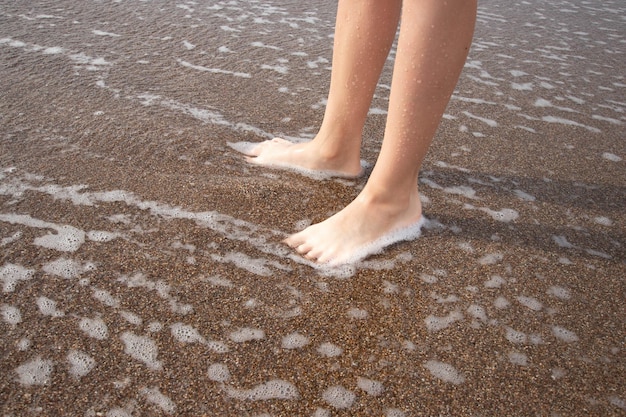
[{"left": 1, "top": 0, "right": 624, "bottom": 415}]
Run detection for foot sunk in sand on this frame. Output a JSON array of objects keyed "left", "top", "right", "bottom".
[{"left": 228, "top": 138, "right": 365, "bottom": 180}]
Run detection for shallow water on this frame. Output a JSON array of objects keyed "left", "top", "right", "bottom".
[{"left": 1, "top": 0, "right": 625, "bottom": 415}]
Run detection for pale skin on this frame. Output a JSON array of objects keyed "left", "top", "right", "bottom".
[{"left": 239, "top": 0, "right": 477, "bottom": 265}]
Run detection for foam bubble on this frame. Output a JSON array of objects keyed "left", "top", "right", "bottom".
[
  {"left": 552, "top": 326, "right": 579, "bottom": 343},
  {"left": 15, "top": 356, "right": 54, "bottom": 386},
  {"left": 281, "top": 332, "right": 310, "bottom": 349},
  {"left": 225, "top": 379, "right": 299, "bottom": 401},
  {"left": 1, "top": 231, "right": 22, "bottom": 246},
  {"left": 385, "top": 409, "right": 407, "bottom": 417},
  {"left": 37, "top": 296, "right": 65, "bottom": 317},
  {"left": 357, "top": 377, "right": 384, "bottom": 396},
  {"left": 494, "top": 297, "right": 511, "bottom": 309},
  {"left": 207, "top": 340, "right": 230, "bottom": 353},
  {"left": 120, "top": 332, "right": 162, "bottom": 370},
  {"left": 67, "top": 350, "right": 96, "bottom": 378},
  {"left": 171, "top": 323, "right": 206, "bottom": 344},
  {"left": 87, "top": 230, "right": 120, "bottom": 242},
  {"left": 322, "top": 385, "right": 356, "bottom": 409},
  {"left": 424, "top": 311, "right": 463, "bottom": 332},
  {"left": 106, "top": 408, "right": 131, "bottom": 417},
  {"left": 505, "top": 327, "right": 527, "bottom": 344},
  {"left": 313, "top": 408, "right": 331, "bottom": 417},
  {"left": 229, "top": 327, "right": 265, "bottom": 343},
  {"left": 120, "top": 310, "right": 142, "bottom": 325},
  {"left": 317, "top": 342, "right": 343, "bottom": 358},
  {"left": 466, "top": 304, "right": 488, "bottom": 322},
  {"left": 602, "top": 152, "right": 622, "bottom": 162},
  {"left": 42, "top": 258, "right": 85, "bottom": 279},
  {"left": 207, "top": 363, "right": 231, "bottom": 382},
  {"left": 479, "top": 207, "right": 519, "bottom": 222},
  {"left": 1, "top": 263, "right": 34, "bottom": 292},
  {"left": 516, "top": 296, "right": 543, "bottom": 311},
  {"left": 593, "top": 216, "right": 613, "bottom": 226},
  {"left": 79, "top": 317, "right": 108, "bottom": 340},
  {"left": 553, "top": 235, "right": 574, "bottom": 248},
  {"left": 423, "top": 360, "right": 465, "bottom": 384},
  {"left": 546, "top": 285, "right": 571, "bottom": 300},
  {"left": 92, "top": 288, "right": 120, "bottom": 307},
  {"left": 140, "top": 387, "right": 176, "bottom": 414},
  {"left": 484, "top": 275, "right": 506, "bottom": 288},
  {"left": 205, "top": 275, "right": 233, "bottom": 288},
  {"left": 347, "top": 308, "right": 368, "bottom": 320},
  {"left": 35, "top": 224, "right": 85, "bottom": 252},
  {"left": 479, "top": 253, "right": 503, "bottom": 265},
  {"left": 17, "top": 338, "right": 31, "bottom": 351},
  {"left": 1, "top": 304, "right": 22, "bottom": 325},
  {"left": 508, "top": 351, "right": 528, "bottom": 366}
]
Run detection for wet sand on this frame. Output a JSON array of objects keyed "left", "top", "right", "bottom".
[{"left": 1, "top": 0, "right": 624, "bottom": 416}]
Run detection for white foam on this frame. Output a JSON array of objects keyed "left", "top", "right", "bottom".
[
  {"left": 1, "top": 263, "right": 35, "bottom": 292},
  {"left": 554, "top": 234, "right": 575, "bottom": 248},
  {"left": 120, "top": 310, "right": 142, "bottom": 325},
  {"left": 334, "top": 217, "right": 426, "bottom": 266},
  {"left": 177, "top": 59, "right": 251, "bottom": 78},
  {"left": 505, "top": 327, "right": 527, "bottom": 344},
  {"left": 207, "top": 340, "right": 230, "bottom": 354},
  {"left": 211, "top": 252, "right": 286, "bottom": 276},
  {"left": 92, "top": 30, "right": 121, "bottom": 37},
  {"left": 106, "top": 408, "right": 131, "bottom": 417},
  {"left": 67, "top": 350, "right": 96, "bottom": 378},
  {"left": 385, "top": 409, "right": 407, "bottom": 417},
  {"left": 602, "top": 152, "right": 622, "bottom": 162},
  {"left": 424, "top": 311, "right": 463, "bottom": 332},
  {"left": 171, "top": 323, "right": 206, "bottom": 344},
  {"left": 79, "top": 317, "right": 108, "bottom": 339},
  {"left": 140, "top": 387, "right": 176, "bottom": 414},
  {"left": 494, "top": 296, "right": 511, "bottom": 309},
  {"left": 17, "top": 338, "right": 31, "bottom": 351},
  {"left": 546, "top": 285, "right": 571, "bottom": 300},
  {"left": 444, "top": 185, "right": 477, "bottom": 199},
  {"left": 15, "top": 356, "right": 54, "bottom": 386},
  {"left": 516, "top": 296, "right": 543, "bottom": 311},
  {"left": 225, "top": 379, "right": 299, "bottom": 401},
  {"left": 0, "top": 213, "right": 86, "bottom": 252},
  {"left": 479, "top": 252, "right": 503, "bottom": 265},
  {"left": 593, "top": 216, "right": 613, "bottom": 226},
  {"left": 423, "top": 360, "right": 465, "bottom": 384},
  {"left": 312, "top": 408, "right": 331, "bottom": 417},
  {"left": 43, "top": 257, "right": 88, "bottom": 279},
  {"left": 37, "top": 296, "right": 65, "bottom": 317},
  {"left": 479, "top": 207, "right": 519, "bottom": 222},
  {"left": 92, "top": 288, "right": 120, "bottom": 307},
  {"left": 513, "top": 189, "right": 536, "bottom": 201},
  {"left": 552, "top": 326, "right": 579, "bottom": 343},
  {"left": 87, "top": 230, "right": 120, "bottom": 242},
  {"left": 1, "top": 230, "right": 22, "bottom": 246},
  {"left": 466, "top": 304, "right": 488, "bottom": 322},
  {"left": 347, "top": 308, "right": 368, "bottom": 320},
  {"left": 317, "top": 342, "right": 343, "bottom": 357},
  {"left": 322, "top": 385, "right": 356, "bottom": 409},
  {"left": 484, "top": 275, "right": 506, "bottom": 288},
  {"left": 508, "top": 351, "right": 528, "bottom": 366},
  {"left": 120, "top": 332, "right": 162, "bottom": 370},
  {"left": 1, "top": 304, "right": 22, "bottom": 325},
  {"left": 208, "top": 363, "right": 231, "bottom": 382},
  {"left": 281, "top": 332, "right": 310, "bottom": 349},
  {"left": 229, "top": 327, "right": 265, "bottom": 343},
  {"left": 357, "top": 377, "right": 384, "bottom": 396}
]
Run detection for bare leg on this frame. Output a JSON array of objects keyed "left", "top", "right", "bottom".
[
  {"left": 241, "top": 0, "right": 402, "bottom": 177},
  {"left": 286, "top": 0, "right": 477, "bottom": 265}
]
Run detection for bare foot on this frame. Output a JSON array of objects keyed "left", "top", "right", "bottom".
[
  {"left": 230, "top": 138, "right": 363, "bottom": 179},
  {"left": 284, "top": 191, "right": 424, "bottom": 265}
]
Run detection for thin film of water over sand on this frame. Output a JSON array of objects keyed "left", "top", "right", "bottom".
[{"left": 1, "top": 0, "right": 625, "bottom": 415}]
